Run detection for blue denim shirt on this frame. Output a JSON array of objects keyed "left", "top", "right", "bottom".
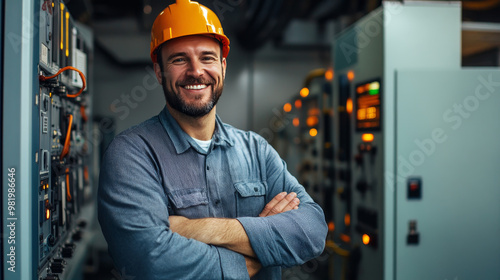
[{"left": 98, "top": 107, "right": 327, "bottom": 279}]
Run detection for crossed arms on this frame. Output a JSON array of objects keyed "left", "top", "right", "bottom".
[{"left": 169, "top": 192, "right": 300, "bottom": 277}]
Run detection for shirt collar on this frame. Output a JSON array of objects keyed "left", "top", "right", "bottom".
[
  {"left": 158, "top": 106, "right": 234, "bottom": 155},
  {"left": 213, "top": 114, "right": 234, "bottom": 148}
]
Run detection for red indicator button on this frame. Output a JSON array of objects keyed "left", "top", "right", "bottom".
[{"left": 407, "top": 177, "right": 422, "bottom": 199}]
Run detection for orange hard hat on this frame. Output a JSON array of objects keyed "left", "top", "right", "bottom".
[{"left": 150, "top": 0, "right": 230, "bottom": 63}]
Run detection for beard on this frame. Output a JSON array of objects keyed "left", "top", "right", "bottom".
[{"left": 162, "top": 76, "right": 224, "bottom": 118}]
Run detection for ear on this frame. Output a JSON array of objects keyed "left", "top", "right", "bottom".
[
  {"left": 154, "top": 62, "right": 163, "bottom": 84},
  {"left": 222, "top": 57, "right": 227, "bottom": 80}
]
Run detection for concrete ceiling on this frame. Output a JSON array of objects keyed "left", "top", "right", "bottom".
[{"left": 66, "top": 0, "right": 500, "bottom": 65}]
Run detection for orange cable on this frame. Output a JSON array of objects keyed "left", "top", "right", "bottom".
[
  {"left": 60, "top": 114, "right": 73, "bottom": 160},
  {"left": 39, "top": 66, "right": 86, "bottom": 98},
  {"left": 65, "top": 167, "right": 72, "bottom": 201},
  {"left": 83, "top": 166, "right": 89, "bottom": 182},
  {"left": 80, "top": 105, "right": 88, "bottom": 122}
]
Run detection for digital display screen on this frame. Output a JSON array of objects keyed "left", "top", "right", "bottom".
[{"left": 356, "top": 80, "right": 381, "bottom": 130}]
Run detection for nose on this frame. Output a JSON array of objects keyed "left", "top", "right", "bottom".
[{"left": 187, "top": 59, "right": 204, "bottom": 77}]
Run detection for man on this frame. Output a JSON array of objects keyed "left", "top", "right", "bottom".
[{"left": 98, "top": 0, "right": 327, "bottom": 279}]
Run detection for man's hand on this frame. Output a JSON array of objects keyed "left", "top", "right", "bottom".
[
  {"left": 259, "top": 192, "right": 300, "bottom": 217},
  {"left": 245, "top": 256, "right": 261, "bottom": 278}
]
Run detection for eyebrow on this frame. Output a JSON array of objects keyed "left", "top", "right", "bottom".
[{"left": 201, "top": 51, "right": 218, "bottom": 57}]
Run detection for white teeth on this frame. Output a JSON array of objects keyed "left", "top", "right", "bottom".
[{"left": 184, "top": 84, "right": 208, "bottom": 90}]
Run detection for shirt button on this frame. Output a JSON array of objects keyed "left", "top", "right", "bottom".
[
  {"left": 254, "top": 187, "right": 258, "bottom": 192},
  {"left": 215, "top": 199, "right": 220, "bottom": 205},
  {"left": 207, "top": 166, "right": 210, "bottom": 170}
]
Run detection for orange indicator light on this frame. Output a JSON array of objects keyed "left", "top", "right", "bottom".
[
  {"left": 293, "top": 118, "right": 300, "bottom": 127},
  {"left": 325, "top": 68, "right": 334, "bottom": 81},
  {"left": 295, "top": 99, "right": 302, "bottom": 109},
  {"left": 362, "top": 133, "right": 374, "bottom": 142},
  {"left": 340, "top": 233, "right": 351, "bottom": 243},
  {"left": 306, "top": 116, "right": 319, "bottom": 127},
  {"left": 300, "top": 87, "right": 309, "bottom": 98},
  {"left": 346, "top": 98, "right": 353, "bottom": 114},
  {"left": 283, "top": 103, "right": 292, "bottom": 112},
  {"left": 344, "top": 213, "right": 351, "bottom": 226},
  {"left": 347, "top": 70, "right": 355, "bottom": 81},
  {"left": 328, "top": 221, "right": 335, "bottom": 232},
  {"left": 362, "top": 234, "right": 370, "bottom": 245},
  {"left": 309, "top": 128, "right": 318, "bottom": 137},
  {"left": 46, "top": 208, "right": 51, "bottom": 220}
]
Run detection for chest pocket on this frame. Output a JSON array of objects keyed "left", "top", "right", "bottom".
[
  {"left": 168, "top": 188, "right": 209, "bottom": 218},
  {"left": 234, "top": 182, "right": 266, "bottom": 217}
]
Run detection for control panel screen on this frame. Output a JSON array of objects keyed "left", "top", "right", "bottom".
[{"left": 356, "top": 80, "right": 381, "bottom": 130}]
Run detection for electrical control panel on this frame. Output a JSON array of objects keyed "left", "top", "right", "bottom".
[
  {"left": 38, "top": 1, "right": 93, "bottom": 278},
  {"left": 331, "top": 2, "right": 500, "bottom": 280},
  {"left": 273, "top": 70, "right": 334, "bottom": 219},
  {"left": 2, "top": 0, "right": 94, "bottom": 279}
]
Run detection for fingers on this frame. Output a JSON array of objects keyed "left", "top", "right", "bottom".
[
  {"left": 273, "top": 192, "right": 299, "bottom": 214},
  {"left": 259, "top": 192, "right": 286, "bottom": 217},
  {"left": 259, "top": 192, "right": 300, "bottom": 217}
]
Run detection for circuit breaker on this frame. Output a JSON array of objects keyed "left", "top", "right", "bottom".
[
  {"left": 331, "top": 2, "right": 500, "bottom": 280},
  {"left": 2, "top": 0, "right": 94, "bottom": 279}
]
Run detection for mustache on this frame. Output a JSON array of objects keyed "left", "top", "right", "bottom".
[{"left": 176, "top": 77, "right": 215, "bottom": 87}]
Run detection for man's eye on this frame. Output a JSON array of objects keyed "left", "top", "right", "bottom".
[
  {"left": 201, "top": 56, "right": 217, "bottom": 62},
  {"left": 172, "top": 58, "right": 186, "bottom": 63}
]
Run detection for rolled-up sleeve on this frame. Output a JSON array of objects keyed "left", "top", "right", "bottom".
[
  {"left": 237, "top": 139, "right": 328, "bottom": 267},
  {"left": 98, "top": 134, "right": 248, "bottom": 280}
]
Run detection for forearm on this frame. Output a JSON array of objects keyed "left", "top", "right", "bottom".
[
  {"left": 170, "top": 216, "right": 256, "bottom": 257},
  {"left": 238, "top": 202, "right": 327, "bottom": 267},
  {"left": 170, "top": 191, "right": 301, "bottom": 259}
]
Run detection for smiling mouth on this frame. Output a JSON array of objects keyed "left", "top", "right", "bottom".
[{"left": 182, "top": 84, "right": 208, "bottom": 90}]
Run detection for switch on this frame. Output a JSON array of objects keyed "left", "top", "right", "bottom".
[
  {"left": 407, "top": 177, "right": 422, "bottom": 199},
  {"left": 407, "top": 220, "right": 420, "bottom": 245}
]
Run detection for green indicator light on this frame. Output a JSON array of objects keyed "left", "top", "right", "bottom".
[{"left": 369, "top": 89, "right": 379, "bottom": 95}]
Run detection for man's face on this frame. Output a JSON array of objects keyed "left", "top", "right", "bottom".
[{"left": 154, "top": 35, "right": 226, "bottom": 118}]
